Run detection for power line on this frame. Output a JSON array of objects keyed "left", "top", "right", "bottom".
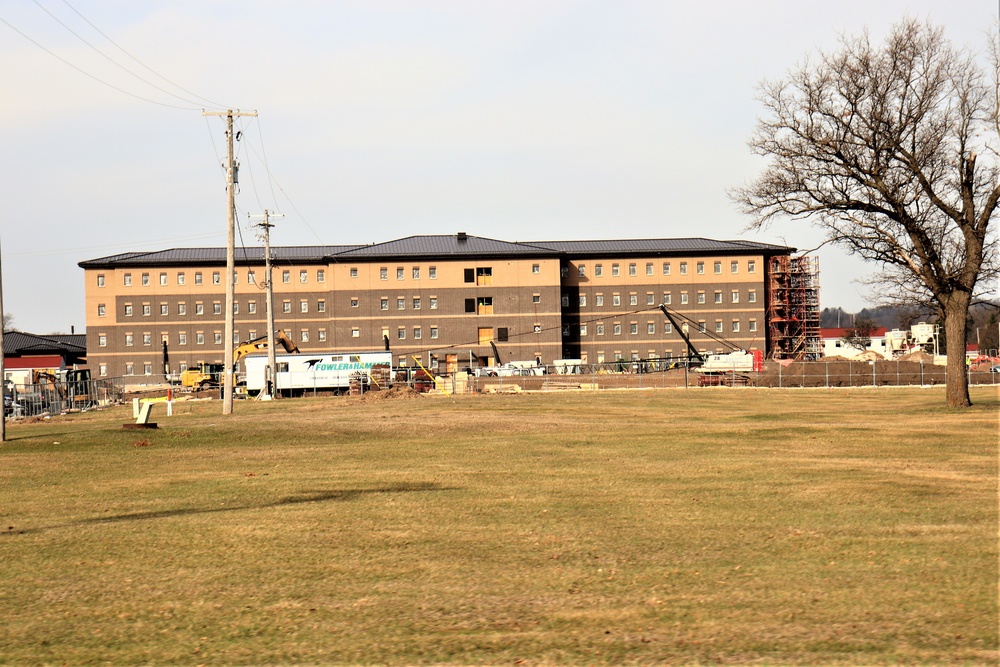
[
  {"left": 58, "top": 0, "right": 228, "bottom": 110},
  {"left": 31, "top": 0, "right": 225, "bottom": 111},
  {"left": 0, "top": 13, "right": 201, "bottom": 111}
]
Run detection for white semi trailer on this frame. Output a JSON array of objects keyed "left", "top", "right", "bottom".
[{"left": 244, "top": 351, "right": 392, "bottom": 395}]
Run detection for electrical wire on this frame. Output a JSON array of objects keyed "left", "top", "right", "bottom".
[
  {"left": 32, "top": 0, "right": 226, "bottom": 111},
  {"left": 0, "top": 13, "right": 200, "bottom": 110},
  {"left": 59, "top": 0, "right": 228, "bottom": 110}
]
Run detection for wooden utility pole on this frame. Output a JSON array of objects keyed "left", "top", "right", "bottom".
[
  {"left": 203, "top": 109, "right": 256, "bottom": 415},
  {"left": 250, "top": 209, "right": 282, "bottom": 398}
]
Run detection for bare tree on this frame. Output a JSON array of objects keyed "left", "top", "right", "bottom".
[
  {"left": 2, "top": 313, "right": 12, "bottom": 331},
  {"left": 733, "top": 20, "right": 999, "bottom": 408},
  {"left": 842, "top": 316, "right": 878, "bottom": 352}
]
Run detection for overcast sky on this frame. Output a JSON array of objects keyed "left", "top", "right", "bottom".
[{"left": 0, "top": 1, "right": 996, "bottom": 334}]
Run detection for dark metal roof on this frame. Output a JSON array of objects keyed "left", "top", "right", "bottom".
[
  {"left": 333, "top": 234, "right": 555, "bottom": 259},
  {"left": 527, "top": 238, "right": 794, "bottom": 255},
  {"left": 3, "top": 331, "right": 87, "bottom": 356},
  {"left": 78, "top": 246, "right": 361, "bottom": 268},
  {"left": 79, "top": 235, "right": 793, "bottom": 268}
]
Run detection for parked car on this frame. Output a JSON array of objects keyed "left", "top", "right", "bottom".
[{"left": 990, "top": 365, "right": 1000, "bottom": 373}]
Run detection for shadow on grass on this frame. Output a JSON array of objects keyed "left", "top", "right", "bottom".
[{"left": 4, "top": 482, "right": 456, "bottom": 536}]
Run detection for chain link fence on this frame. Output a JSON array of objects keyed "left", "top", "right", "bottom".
[{"left": 6, "top": 378, "right": 126, "bottom": 418}]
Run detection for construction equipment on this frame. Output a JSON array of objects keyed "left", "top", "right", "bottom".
[
  {"left": 178, "top": 363, "right": 226, "bottom": 388},
  {"left": 176, "top": 331, "right": 300, "bottom": 389},
  {"left": 658, "top": 304, "right": 763, "bottom": 386}
]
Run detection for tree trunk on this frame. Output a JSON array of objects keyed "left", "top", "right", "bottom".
[{"left": 942, "top": 292, "right": 972, "bottom": 408}]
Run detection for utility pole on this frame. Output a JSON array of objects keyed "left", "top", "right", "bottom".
[
  {"left": 250, "top": 209, "right": 283, "bottom": 398},
  {"left": 203, "top": 109, "right": 256, "bottom": 415}
]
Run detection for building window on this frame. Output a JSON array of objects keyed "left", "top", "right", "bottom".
[
  {"left": 300, "top": 330, "right": 309, "bottom": 343},
  {"left": 98, "top": 304, "right": 106, "bottom": 317},
  {"left": 680, "top": 293, "right": 689, "bottom": 305},
  {"left": 647, "top": 322, "right": 655, "bottom": 334},
  {"left": 246, "top": 271, "right": 255, "bottom": 285},
  {"left": 157, "top": 304, "right": 166, "bottom": 316},
  {"left": 715, "top": 291, "right": 723, "bottom": 304},
  {"left": 613, "top": 295, "right": 621, "bottom": 306},
  {"left": 630, "top": 323, "right": 638, "bottom": 335},
  {"left": 97, "top": 274, "right": 105, "bottom": 287},
  {"left": 212, "top": 303, "right": 221, "bottom": 315},
  {"left": 316, "top": 269, "right": 325, "bottom": 283},
  {"left": 534, "top": 324, "right": 542, "bottom": 333},
  {"left": 733, "top": 321, "right": 741, "bottom": 333},
  {"left": 629, "top": 263, "right": 637, "bottom": 276},
  {"left": 749, "top": 320, "right": 757, "bottom": 332},
  {"left": 646, "top": 263, "right": 653, "bottom": 276},
  {"left": 413, "top": 327, "right": 422, "bottom": 340},
  {"left": 298, "top": 270, "right": 307, "bottom": 284},
  {"left": 698, "top": 321, "right": 706, "bottom": 333},
  {"left": 613, "top": 324, "right": 622, "bottom": 336},
  {"left": 142, "top": 273, "right": 151, "bottom": 286},
  {"left": 125, "top": 363, "right": 134, "bottom": 375},
  {"left": 680, "top": 262, "right": 687, "bottom": 275},
  {"left": 663, "top": 262, "right": 670, "bottom": 275},
  {"left": 698, "top": 293, "right": 706, "bottom": 305},
  {"left": 248, "top": 301, "right": 257, "bottom": 314},
  {"left": 612, "top": 263, "right": 620, "bottom": 277},
  {"left": 283, "top": 301, "right": 291, "bottom": 314},
  {"left": 561, "top": 295, "right": 569, "bottom": 308},
  {"left": 430, "top": 327, "right": 439, "bottom": 339},
  {"left": 350, "top": 298, "right": 359, "bottom": 308},
  {"left": 380, "top": 298, "right": 389, "bottom": 311},
  {"left": 194, "top": 303, "right": 203, "bottom": 315},
  {"left": 429, "top": 266, "right": 437, "bottom": 279},
  {"left": 664, "top": 322, "right": 673, "bottom": 334},
  {"left": 380, "top": 267, "right": 388, "bottom": 280},
  {"left": 696, "top": 262, "right": 705, "bottom": 274},
  {"left": 594, "top": 264, "right": 602, "bottom": 277},
  {"left": 748, "top": 260, "right": 757, "bottom": 273},
  {"left": 532, "top": 264, "right": 540, "bottom": 274},
  {"left": 212, "top": 271, "right": 221, "bottom": 285},
  {"left": 560, "top": 266, "right": 569, "bottom": 278},
  {"left": 596, "top": 323, "right": 605, "bottom": 336},
  {"left": 580, "top": 324, "right": 588, "bottom": 336},
  {"left": 579, "top": 294, "right": 587, "bottom": 307},
  {"left": 646, "top": 293, "right": 655, "bottom": 306},
  {"left": 429, "top": 297, "right": 438, "bottom": 310},
  {"left": 143, "top": 362, "right": 151, "bottom": 375},
  {"left": 350, "top": 267, "right": 358, "bottom": 278},
  {"left": 98, "top": 334, "right": 107, "bottom": 347},
  {"left": 412, "top": 298, "right": 421, "bottom": 310},
  {"left": 397, "top": 298, "right": 405, "bottom": 310},
  {"left": 125, "top": 333, "right": 134, "bottom": 346},
  {"left": 748, "top": 291, "right": 757, "bottom": 303},
  {"left": 124, "top": 273, "right": 132, "bottom": 286},
  {"left": 124, "top": 304, "right": 133, "bottom": 317},
  {"left": 714, "top": 261, "right": 722, "bottom": 274},
  {"left": 397, "top": 328, "right": 406, "bottom": 340},
  {"left": 408, "top": 266, "right": 418, "bottom": 280},
  {"left": 715, "top": 321, "right": 724, "bottom": 333},
  {"left": 629, "top": 294, "right": 638, "bottom": 306},
  {"left": 317, "top": 300, "right": 326, "bottom": 313},
  {"left": 143, "top": 333, "right": 152, "bottom": 346},
  {"left": 301, "top": 300, "right": 309, "bottom": 313},
  {"left": 194, "top": 272, "right": 203, "bottom": 285},
  {"left": 596, "top": 295, "right": 604, "bottom": 307},
  {"left": 196, "top": 333, "right": 205, "bottom": 345},
  {"left": 318, "top": 330, "right": 327, "bottom": 342},
  {"left": 142, "top": 304, "right": 151, "bottom": 316},
  {"left": 663, "top": 293, "right": 671, "bottom": 305},
  {"left": 178, "top": 333, "right": 187, "bottom": 345},
  {"left": 214, "top": 332, "right": 222, "bottom": 345},
  {"left": 176, "top": 272, "right": 185, "bottom": 286},
  {"left": 351, "top": 328, "right": 360, "bottom": 338},
  {"left": 99, "top": 364, "right": 107, "bottom": 377},
  {"left": 732, "top": 291, "right": 740, "bottom": 304},
  {"left": 396, "top": 267, "right": 404, "bottom": 280},
  {"left": 578, "top": 265, "right": 586, "bottom": 277}
]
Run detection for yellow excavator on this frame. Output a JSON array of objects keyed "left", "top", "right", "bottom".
[{"left": 178, "top": 331, "right": 300, "bottom": 388}]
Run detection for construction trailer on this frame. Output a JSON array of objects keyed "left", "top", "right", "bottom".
[{"left": 243, "top": 351, "right": 392, "bottom": 396}]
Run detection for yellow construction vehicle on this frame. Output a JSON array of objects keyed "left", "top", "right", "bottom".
[{"left": 177, "top": 331, "right": 300, "bottom": 389}]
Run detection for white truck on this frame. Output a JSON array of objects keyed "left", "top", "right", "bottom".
[{"left": 244, "top": 351, "right": 392, "bottom": 395}]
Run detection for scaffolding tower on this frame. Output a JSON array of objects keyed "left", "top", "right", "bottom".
[{"left": 767, "top": 255, "right": 821, "bottom": 360}]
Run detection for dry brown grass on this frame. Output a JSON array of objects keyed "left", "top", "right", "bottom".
[{"left": 0, "top": 386, "right": 996, "bottom": 665}]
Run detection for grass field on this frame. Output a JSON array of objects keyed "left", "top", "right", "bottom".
[{"left": 0, "top": 387, "right": 997, "bottom": 666}]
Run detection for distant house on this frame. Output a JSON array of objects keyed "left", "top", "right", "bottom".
[
  {"left": 2, "top": 331, "right": 87, "bottom": 384},
  {"left": 820, "top": 327, "right": 890, "bottom": 360}
]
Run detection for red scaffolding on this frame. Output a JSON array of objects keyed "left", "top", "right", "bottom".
[{"left": 767, "top": 255, "right": 821, "bottom": 360}]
